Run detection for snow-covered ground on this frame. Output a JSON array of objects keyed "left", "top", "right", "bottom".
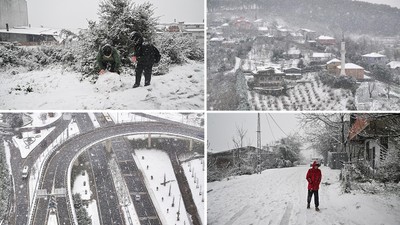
[
  {"left": 87, "top": 113, "right": 101, "bottom": 128},
  {"left": 22, "top": 113, "right": 61, "bottom": 128},
  {"left": 72, "top": 170, "right": 100, "bottom": 225},
  {"left": 72, "top": 170, "right": 92, "bottom": 200},
  {"left": 0, "top": 61, "right": 204, "bottom": 110},
  {"left": 247, "top": 73, "right": 353, "bottom": 111},
  {"left": 208, "top": 166, "right": 400, "bottom": 225},
  {"left": 12, "top": 127, "right": 55, "bottom": 158},
  {"left": 134, "top": 149, "right": 191, "bottom": 225},
  {"left": 356, "top": 81, "right": 400, "bottom": 110},
  {"left": 182, "top": 158, "right": 205, "bottom": 224}
]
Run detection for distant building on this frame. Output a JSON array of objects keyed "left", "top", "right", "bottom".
[
  {"left": 284, "top": 48, "right": 301, "bottom": 59},
  {"left": 362, "top": 52, "right": 388, "bottom": 65},
  {"left": 298, "top": 28, "right": 317, "bottom": 40},
  {"left": 0, "top": 0, "right": 28, "bottom": 29},
  {"left": 0, "top": 26, "right": 62, "bottom": 45},
  {"left": 335, "top": 63, "right": 365, "bottom": 80},
  {"left": 311, "top": 52, "right": 333, "bottom": 63},
  {"left": 284, "top": 67, "right": 302, "bottom": 80},
  {"left": 163, "top": 21, "right": 204, "bottom": 48},
  {"left": 252, "top": 67, "right": 286, "bottom": 94},
  {"left": 232, "top": 18, "right": 254, "bottom": 30},
  {"left": 316, "top": 35, "right": 336, "bottom": 45},
  {"left": 348, "top": 114, "right": 400, "bottom": 170},
  {"left": 387, "top": 61, "right": 400, "bottom": 70},
  {"left": 326, "top": 58, "right": 341, "bottom": 73}
]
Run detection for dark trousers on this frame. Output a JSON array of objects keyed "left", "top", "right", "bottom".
[
  {"left": 135, "top": 63, "right": 153, "bottom": 85},
  {"left": 101, "top": 62, "right": 119, "bottom": 74},
  {"left": 307, "top": 190, "right": 319, "bottom": 207}
]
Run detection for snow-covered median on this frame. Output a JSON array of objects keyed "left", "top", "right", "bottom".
[
  {"left": 208, "top": 166, "right": 400, "bottom": 225},
  {"left": 0, "top": 61, "right": 204, "bottom": 110}
]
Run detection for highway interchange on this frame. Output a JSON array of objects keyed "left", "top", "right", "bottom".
[{"left": 3, "top": 113, "right": 203, "bottom": 225}]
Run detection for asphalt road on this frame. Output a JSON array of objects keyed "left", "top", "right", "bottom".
[
  {"left": 30, "top": 113, "right": 203, "bottom": 225},
  {"left": 6, "top": 116, "right": 71, "bottom": 225}
]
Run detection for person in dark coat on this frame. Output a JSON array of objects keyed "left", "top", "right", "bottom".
[
  {"left": 97, "top": 44, "right": 121, "bottom": 74},
  {"left": 130, "top": 32, "right": 161, "bottom": 88},
  {"left": 306, "top": 161, "right": 322, "bottom": 211}
]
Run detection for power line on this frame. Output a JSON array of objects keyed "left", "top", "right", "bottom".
[
  {"left": 268, "top": 114, "right": 288, "bottom": 137},
  {"left": 265, "top": 114, "right": 276, "bottom": 141}
]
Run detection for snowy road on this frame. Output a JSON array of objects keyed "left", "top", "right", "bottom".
[{"left": 208, "top": 166, "right": 400, "bottom": 225}]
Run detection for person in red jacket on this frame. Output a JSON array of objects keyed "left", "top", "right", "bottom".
[{"left": 306, "top": 161, "right": 322, "bottom": 211}]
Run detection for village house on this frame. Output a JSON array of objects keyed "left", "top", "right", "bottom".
[
  {"left": 362, "top": 52, "right": 388, "bottom": 65},
  {"left": 232, "top": 17, "right": 254, "bottom": 31},
  {"left": 284, "top": 48, "right": 301, "bottom": 59},
  {"left": 251, "top": 67, "right": 286, "bottom": 94},
  {"left": 335, "top": 63, "right": 365, "bottom": 80},
  {"left": 310, "top": 52, "right": 333, "bottom": 63},
  {"left": 283, "top": 67, "right": 302, "bottom": 80},
  {"left": 0, "top": 26, "right": 62, "bottom": 45},
  {"left": 326, "top": 58, "right": 341, "bottom": 73},
  {"left": 348, "top": 114, "right": 400, "bottom": 170},
  {"left": 316, "top": 35, "right": 336, "bottom": 46},
  {"left": 298, "top": 28, "right": 317, "bottom": 40}
]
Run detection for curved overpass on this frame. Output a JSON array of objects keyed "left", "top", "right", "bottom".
[{"left": 30, "top": 121, "right": 203, "bottom": 225}]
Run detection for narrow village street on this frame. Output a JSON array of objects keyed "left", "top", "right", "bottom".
[{"left": 208, "top": 165, "right": 400, "bottom": 225}]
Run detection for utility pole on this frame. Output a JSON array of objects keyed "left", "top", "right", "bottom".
[{"left": 256, "top": 113, "right": 261, "bottom": 173}]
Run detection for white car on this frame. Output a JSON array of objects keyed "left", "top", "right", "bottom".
[{"left": 22, "top": 166, "right": 29, "bottom": 178}]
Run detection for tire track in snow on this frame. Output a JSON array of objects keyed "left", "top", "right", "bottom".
[
  {"left": 223, "top": 205, "right": 249, "bottom": 225},
  {"left": 279, "top": 202, "right": 294, "bottom": 225}
]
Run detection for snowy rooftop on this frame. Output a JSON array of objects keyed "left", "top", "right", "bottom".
[
  {"left": 312, "top": 52, "right": 332, "bottom": 58},
  {"left": 254, "top": 19, "right": 263, "bottom": 23},
  {"left": 317, "top": 35, "right": 335, "bottom": 40},
  {"left": 300, "top": 28, "right": 316, "bottom": 33},
  {"left": 387, "top": 61, "right": 400, "bottom": 69},
  {"left": 362, "top": 52, "right": 387, "bottom": 58},
  {"left": 337, "top": 63, "right": 364, "bottom": 69},
  {"left": 221, "top": 23, "right": 229, "bottom": 27},
  {"left": 210, "top": 37, "right": 224, "bottom": 42},
  {"left": 327, "top": 58, "right": 341, "bottom": 64},
  {"left": 255, "top": 66, "right": 284, "bottom": 75},
  {"left": 287, "top": 49, "right": 301, "bottom": 55},
  {"left": 0, "top": 26, "right": 61, "bottom": 36},
  {"left": 258, "top": 27, "right": 269, "bottom": 31}
]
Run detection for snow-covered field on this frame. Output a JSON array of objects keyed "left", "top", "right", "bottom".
[
  {"left": 22, "top": 113, "right": 61, "bottom": 128},
  {"left": 247, "top": 73, "right": 354, "bottom": 111},
  {"left": 356, "top": 81, "right": 400, "bottom": 111},
  {"left": 134, "top": 149, "right": 191, "bottom": 225},
  {"left": 72, "top": 170, "right": 100, "bottom": 225},
  {"left": 0, "top": 61, "right": 204, "bottom": 110},
  {"left": 182, "top": 158, "right": 205, "bottom": 224},
  {"left": 12, "top": 127, "right": 55, "bottom": 158},
  {"left": 208, "top": 166, "right": 400, "bottom": 225}
]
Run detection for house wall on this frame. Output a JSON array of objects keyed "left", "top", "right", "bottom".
[
  {"left": 0, "top": 0, "right": 29, "bottom": 29},
  {"left": 334, "top": 68, "right": 364, "bottom": 80}
]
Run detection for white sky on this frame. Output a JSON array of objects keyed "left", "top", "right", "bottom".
[
  {"left": 27, "top": 0, "right": 204, "bottom": 29},
  {"left": 207, "top": 113, "right": 303, "bottom": 153}
]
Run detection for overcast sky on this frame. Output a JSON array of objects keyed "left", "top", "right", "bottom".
[
  {"left": 27, "top": 0, "right": 204, "bottom": 29},
  {"left": 208, "top": 113, "right": 303, "bottom": 153}
]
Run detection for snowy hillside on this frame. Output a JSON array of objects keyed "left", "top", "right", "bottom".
[
  {"left": 0, "top": 61, "right": 204, "bottom": 110},
  {"left": 208, "top": 166, "right": 400, "bottom": 225}
]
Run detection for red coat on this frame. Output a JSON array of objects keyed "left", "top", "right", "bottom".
[{"left": 306, "top": 162, "right": 322, "bottom": 190}]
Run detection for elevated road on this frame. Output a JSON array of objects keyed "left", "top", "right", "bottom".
[{"left": 31, "top": 114, "right": 203, "bottom": 225}]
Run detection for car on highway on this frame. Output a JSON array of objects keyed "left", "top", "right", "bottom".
[
  {"left": 135, "top": 194, "right": 141, "bottom": 201},
  {"left": 22, "top": 166, "right": 29, "bottom": 178}
]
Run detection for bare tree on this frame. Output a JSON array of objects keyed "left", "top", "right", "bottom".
[{"left": 232, "top": 124, "right": 248, "bottom": 149}]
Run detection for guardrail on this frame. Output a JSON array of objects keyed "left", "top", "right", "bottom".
[{"left": 28, "top": 121, "right": 77, "bottom": 225}]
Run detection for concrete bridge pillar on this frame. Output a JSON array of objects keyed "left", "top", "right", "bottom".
[
  {"left": 148, "top": 133, "right": 152, "bottom": 148},
  {"left": 189, "top": 139, "right": 193, "bottom": 151}
]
